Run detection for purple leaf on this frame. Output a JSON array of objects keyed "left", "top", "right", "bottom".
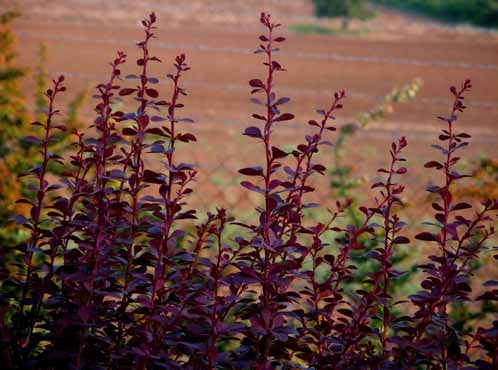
[{"left": 239, "top": 166, "right": 264, "bottom": 177}]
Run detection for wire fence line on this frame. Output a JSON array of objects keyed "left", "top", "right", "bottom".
[
  {"left": 213, "top": 120, "right": 498, "bottom": 142},
  {"left": 24, "top": 97, "right": 498, "bottom": 142},
  {"left": 16, "top": 30, "right": 498, "bottom": 211},
  {"left": 23, "top": 95, "right": 497, "bottom": 212},
  {"left": 30, "top": 69, "right": 498, "bottom": 112},
  {"left": 18, "top": 31, "right": 498, "bottom": 71}
]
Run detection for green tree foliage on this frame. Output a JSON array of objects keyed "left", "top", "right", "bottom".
[
  {"left": 374, "top": 0, "right": 498, "bottom": 28},
  {"left": 313, "top": 0, "right": 373, "bottom": 20}
]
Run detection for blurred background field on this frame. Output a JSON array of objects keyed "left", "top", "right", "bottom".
[{"left": 1, "top": 0, "right": 497, "bottom": 217}]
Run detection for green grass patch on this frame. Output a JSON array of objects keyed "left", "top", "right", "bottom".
[{"left": 288, "top": 23, "right": 369, "bottom": 36}]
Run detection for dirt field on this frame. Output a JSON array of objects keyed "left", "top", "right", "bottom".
[{"left": 3, "top": 0, "right": 498, "bottom": 214}]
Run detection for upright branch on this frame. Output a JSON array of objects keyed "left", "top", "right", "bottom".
[
  {"left": 27, "top": 57, "right": 125, "bottom": 357},
  {"left": 112, "top": 12, "right": 161, "bottom": 358},
  {"left": 138, "top": 52, "right": 197, "bottom": 370},
  {"left": 397, "top": 79, "right": 497, "bottom": 369},
  {"left": 239, "top": 12, "right": 296, "bottom": 368},
  {"left": 206, "top": 209, "right": 229, "bottom": 369},
  {"left": 293, "top": 200, "right": 350, "bottom": 366},
  {"left": 73, "top": 52, "right": 127, "bottom": 367},
  {"left": 116, "top": 10, "right": 160, "bottom": 242},
  {"left": 14, "top": 76, "right": 66, "bottom": 353},
  {"left": 86, "top": 51, "right": 127, "bottom": 293},
  {"left": 334, "top": 137, "right": 409, "bottom": 368},
  {"left": 279, "top": 90, "right": 345, "bottom": 240},
  {"left": 379, "top": 138, "right": 409, "bottom": 351},
  {"left": 119, "top": 11, "right": 160, "bottom": 216}
]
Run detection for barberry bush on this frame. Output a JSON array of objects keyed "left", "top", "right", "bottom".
[{"left": 0, "top": 12, "right": 496, "bottom": 370}]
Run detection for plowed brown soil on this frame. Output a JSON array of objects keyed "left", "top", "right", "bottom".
[{"left": 3, "top": 0, "right": 498, "bottom": 214}]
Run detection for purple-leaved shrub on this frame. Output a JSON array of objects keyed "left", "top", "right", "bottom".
[{"left": 0, "top": 12, "right": 496, "bottom": 370}]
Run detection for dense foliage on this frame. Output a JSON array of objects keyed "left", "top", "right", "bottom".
[
  {"left": 312, "top": 0, "right": 373, "bottom": 20},
  {"left": 0, "top": 12, "right": 496, "bottom": 369},
  {"left": 374, "top": 0, "right": 498, "bottom": 28}
]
